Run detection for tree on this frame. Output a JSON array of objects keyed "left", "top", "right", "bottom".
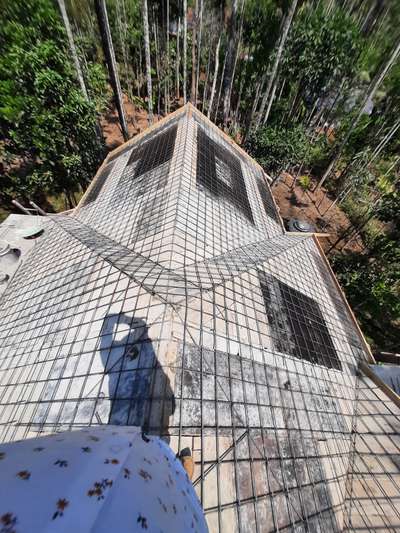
[
  {"left": 141, "top": 0, "right": 154, "bottom": 123},
  {"left": 56, "top": 0, "right": 88, "bottom": 101},
  {"left": 254, "top": 0, "right": 299, "bottom": 129},
  {"left": 0, "top": 0, "right": 105, "bottom": 208},
  {"left": 95, "top": 0, "right": 129, "bottom": 140},
  {"left": 246, "top": 123, "right": 312, "bottom": 176},
  {"left": 222, "top": 0, "right": 241, "bottom": 127},
  {"left": 332, "top": 233, "right": 400, "bottom": 352},
  {"left": 207, "top": 35, "right": 221, "bottom": 118},
  {"left": 183, "top": 0, "right": 188, "bottom": 104}
]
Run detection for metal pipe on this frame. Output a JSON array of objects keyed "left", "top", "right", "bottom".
[
  {"left": 12, "top": 200, "right": 31, "bottom": 215},
  {"left": 29, "top": 201, "right": 47, "bottom": 216}
]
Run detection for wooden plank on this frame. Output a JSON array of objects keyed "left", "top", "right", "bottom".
[
  {"left": 360, "top": 361, "right": 400, "bottom": 409},
  {"left": 374, "top": 351, "right": 400, "bottom": 365},
  {"left": 288, "top": 232, "right": 331, "bottom": 237},
  {"left": 74, "top": 158, "right": 109, "bottom": 214}
]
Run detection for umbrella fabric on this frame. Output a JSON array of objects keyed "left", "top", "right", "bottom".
[{"left": 0, "top": 426, "right": 207, "bottom": 533}]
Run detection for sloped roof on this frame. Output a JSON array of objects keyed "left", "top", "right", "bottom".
[{"left": 0, "top": 104, "right": 399, "bottom": 531}]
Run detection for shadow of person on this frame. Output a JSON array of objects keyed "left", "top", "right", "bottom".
[{"left": 99, "top": 313, "right": 175, "bottom": 440}]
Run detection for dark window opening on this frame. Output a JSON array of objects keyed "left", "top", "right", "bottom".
[
  {"left": 81, "top": 162, "right": 114, "bottom": 207},
  {"left": 258, "top": 271, "right": 342, "bottom": 370},
  {"left": 126, "top": 124, "right": 177, "bottom": 179},
  {"left": 256, "top": 176, "right": 280, "bottom": 223},
  {"left": 196, "top": 128, "right": 254, "bottom": 224}
]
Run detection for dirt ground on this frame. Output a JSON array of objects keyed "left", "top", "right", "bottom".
[
  {"left": 100, "top": 94, "right": 162, "bottom": 150},
  {"left": 101, "top": 99, "right": 361, "bottom": 255},
  {"left": 272, "top": 172, "right": 363, "bottom": 253}
]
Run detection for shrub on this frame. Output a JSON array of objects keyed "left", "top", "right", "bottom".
[
  {"left": 298, "top": 175, "right": 311, "bottom": 191},
  {"left": 246, "top": 124, "right": 311, "bottom": 175}
]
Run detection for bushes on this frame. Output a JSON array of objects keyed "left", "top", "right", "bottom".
[
  {"left": 246, "top": 124, "right": 311, "bottom": 175},
  {"left": 0, "top": 0, "right": 105, "bottom": 208},
  {"left": 298, "top": 175, "right": 311, "bottom": 191},
  {"left": 332, "top": 236, "right": 400, "bottom": 351},
  {"left": 245, "top": 123, "right": 331, "bottom": 179},
  {"left": 282, "top": 5, "right": 361, "bottom": 102}
]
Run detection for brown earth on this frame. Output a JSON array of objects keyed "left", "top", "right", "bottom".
[
  {"left": 100, "top": 94, "right": 162, "bottom": 150},
  {"left": 272, "top": 172, "right": 363, "bottom": 254}
]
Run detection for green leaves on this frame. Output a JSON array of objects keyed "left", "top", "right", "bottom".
[
  {"left": 246, "top": 123, "right": 312, "bottom": 175},
  {"left": 332, "top": 234, "right": 400, "bottom": 351},
  {"left": 0, "top": 0, "right": 104, "bottom": 202},
  {"left": 282, "top": 5, "right": 362, "bottom": 100}
]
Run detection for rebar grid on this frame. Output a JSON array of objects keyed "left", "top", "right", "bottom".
[{"left": 0, "top": 105, "right": 398, "bottom": 532}]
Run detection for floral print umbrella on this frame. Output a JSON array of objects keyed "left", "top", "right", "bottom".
[{"left": 0, "top": 426, "right": 207, "bottom": 533}]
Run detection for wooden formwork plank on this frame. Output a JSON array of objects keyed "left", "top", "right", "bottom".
[{"left": 360, "top": 360, "right": 400, "bottom": 409}]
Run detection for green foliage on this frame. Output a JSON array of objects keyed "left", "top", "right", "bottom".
[
  {"left": 298, "top": 175, "right": 311, "bottom": 191},
  {"left": 282, "top": 5, "right": 362, "bottom": 101},
  {"left": 376, "top": 186, "right": 400, "bottom": 227},
  {"left": 332, "top": 235, "right": 400, "bottom": 351},
  {"left": 246, "top": 124, "right": 311, "bottom": 175},
  {"left": 243, "top": 0, "right": 281, "bottom": 76},
  {"left": 0, "top": 0, "right": 105, "bottom": 206},
  {"left": 308, "top": 135, "right": 332, "bottom": 176},
  {"left": 86, "top": 63, "right": 110, "bottom": 113}
]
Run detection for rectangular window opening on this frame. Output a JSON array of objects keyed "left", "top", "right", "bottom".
[{"left": 258, "top": 271, "right": 342, "bottom": 371}]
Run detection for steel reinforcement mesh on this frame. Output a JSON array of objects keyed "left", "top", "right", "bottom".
[{"left": 0, "top": 105, "right": 398, "bottom": 532}]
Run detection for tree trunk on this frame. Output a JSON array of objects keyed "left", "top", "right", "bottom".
[
  {"left": 139, "top": 39, "right": 143, "bottom": 97},
  {"left": 176, "top": 17, "right": 181, "bottom": 101},
  {"left": 195, "top": 0, "right": 203, "bottom": 106},
  {"left": 277, "top": 78, "right": 286, "bottom": 101},
  {"left": 166, "top": 0, "right": 170, "bottom": 113},
  {"left": 152, "top": 10, "right": 161, "bottom": 116},
  {"left": 117, "top": 0, "right": 133, "bottom": 105},
  {"left": 255, "top": 0, "right": 298, "bottom": 130},
  {"left": 183, "top": 0, "right": 188, "bottom": 104},
  {"left": 142, "top": 0, "right": 154, "bottom": 124},
  {"left": 227, "top": 1, "right": 245, "bottom": 126},
  {"left": 95, "top": 0, "right": 129, "bottom": 141},
  {"left": 57, "top": 0, "right": 89, "bottom": 101},
  {"left": 243, "top": 76, "right": 264, "bottom": 141},
  {"left": 361, "top": 0, "right": 386, "bottom": 35},
  {"left": 214, "top": 53, "right": 227, "bottom": 122},
  {"left": 202, "top": 47, "right": 211, "bottom": 113},
  {"left": 262, "top": 76, "right": 278, "bottom": 126},
  {"left": 233, "top": 75, "right": 245, "bottom": 129},
  {"left": 207, "top": 35, "right": 221, "bottom": 119},
  {"left": 316, "top": 39, "right": 400, "bottom": 191},
  {"left": 222, "top": 0, "right": 240, "bottom": 127},
  {"left": 191, "top": 0, "right": 198, "bottom": 104}
]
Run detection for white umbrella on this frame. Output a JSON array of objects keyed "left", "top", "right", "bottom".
[{"left": 0, "top": 426, "right": 207, "bottom": 533}]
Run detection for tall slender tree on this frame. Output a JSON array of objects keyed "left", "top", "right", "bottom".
[
  {"left": 166, "top": 0, "right": 170, "bottom": 113},
  {"left": 254, "top": 0, "right": 299, "bottom": 129},
  {"left": 176, "top": 16, "right": 181, "bottom": 100},
  {"left": 191, "top": 0, "right": 198, "bottom": 104},
  {"left": 207, "top": 35, "right": 221, "bottom": 119},
  {"left": 183, "top": 0, "right": 188, "bottom": 104},
  {"left": 142, "top": 0, "right": 154, "bottom": 124},
  {"left": 222, "top": 0, "right": 240, "bottom": 127},
  {"left": 195, "top": 0, "right": 203, "bottom": 105},
  {"left": 94, "top": 0, "right": 129, "bottom": 141},
  {"left": 57, "top": 0, "right": 88, "bottom": 101},
  {"left": 316, "top": 39, "right": 400, "bottom": 190}
]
